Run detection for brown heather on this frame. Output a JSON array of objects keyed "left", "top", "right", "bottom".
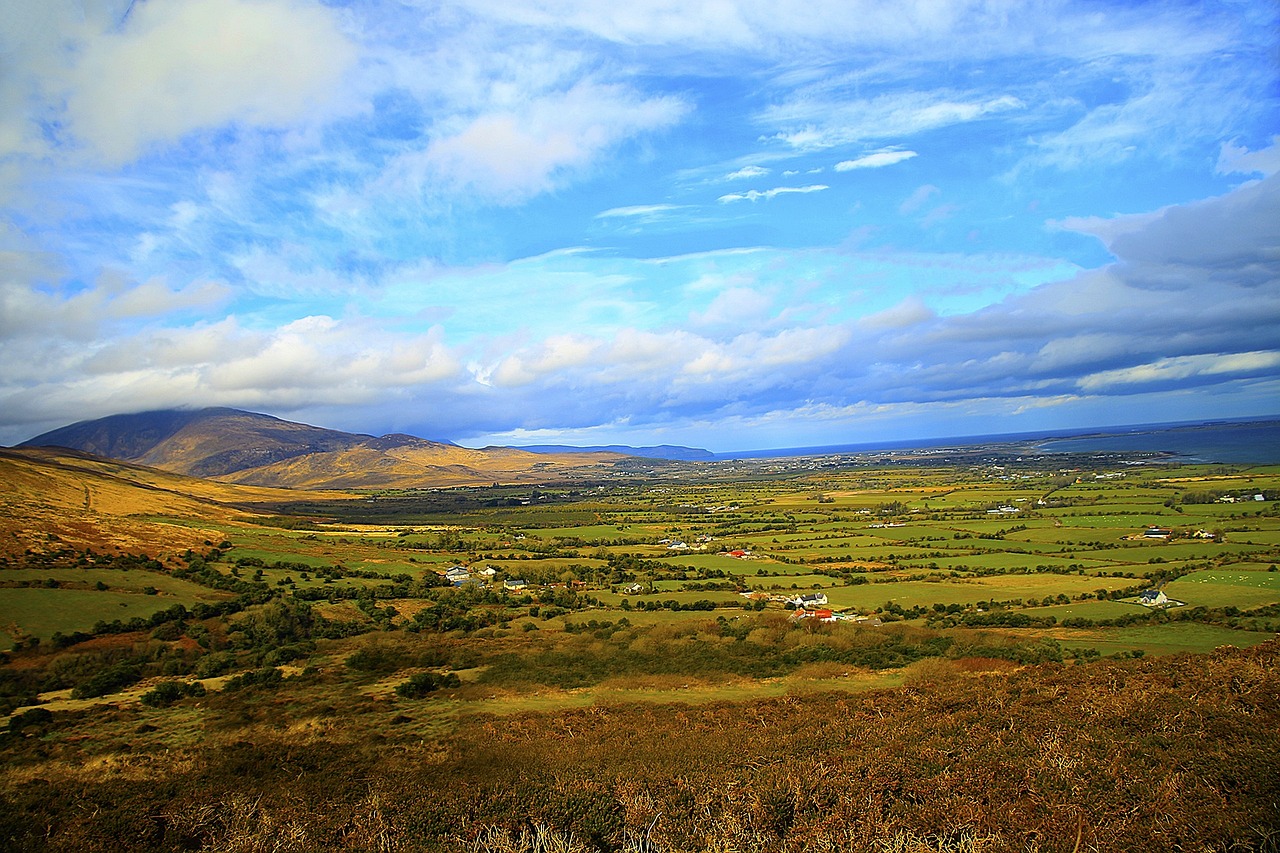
[{"left": 2, "top": 640, "right": 1277, "bottom": 852}]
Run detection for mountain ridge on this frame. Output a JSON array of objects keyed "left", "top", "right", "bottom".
[{"left": 19, "top": 408, "right": 643, "bottom": 489}]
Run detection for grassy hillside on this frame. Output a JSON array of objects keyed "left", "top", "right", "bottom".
[{"left": 0, "top": 447, "right": 356, "bottom": 559}]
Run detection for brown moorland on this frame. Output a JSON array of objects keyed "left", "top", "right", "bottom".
[{"left": 0, "top": 640, "right": 1275, "bottom": 852}]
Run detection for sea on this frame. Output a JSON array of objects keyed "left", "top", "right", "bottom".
[{"left": 716, "top": 418, "right": 1280, "bottom": 465}]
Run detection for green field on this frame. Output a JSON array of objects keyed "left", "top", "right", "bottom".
[
  {"left": 821, "top": 574, "right": 1133, "bottom": 611},
  {"left": 0, "top": 587, "right": 218, "bottom": 643},
  {"left": 1053, "top": 623, "right": 1277, "bottom": 656},
  {"left": 1163, "top": 570, "right": 1280, "bottom": 608}
]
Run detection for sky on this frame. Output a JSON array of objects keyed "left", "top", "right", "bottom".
[{"left": 1, "top": 0, "right": 1277, "bottom": 452}]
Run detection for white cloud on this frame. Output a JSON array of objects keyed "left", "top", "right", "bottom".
[
  {"left": 1216, "top": 137, "right": 1280, "bottom": 177},
  {"left": 1077, "top": 351, "right": 1280, "bottom": 391},
  {"left": 835, "top": 150, "right": 917, "bottom": 171},
  {"left": 725, "top": 165, "right": 771, "bottom": 180},
  {"left": 395, "top": 81, "right": 687, "bottom": 203},
  {"left": 858, "top": 295, "right": 935, "bottom": 330},
  {"left": 46, "top": 0, "right": 356, "bottom": 166},
  {"left": 596, "top": 204, "right": 684, "bottom": 218},
  {"left": 718, "top": 185, "right": 828, "bottom": 203},
  {"left": 767, "top": 93, "right": 1022, "bottom": 150}
]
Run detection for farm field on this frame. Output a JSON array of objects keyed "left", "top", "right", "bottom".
[{"left": 0, "top": 587, "right": 221, "bottom": 640}]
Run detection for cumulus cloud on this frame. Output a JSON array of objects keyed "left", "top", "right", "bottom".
[
  {"left": 1216, "top": 137, "right": 1280, "bottom": 177},
  {"left": 1056, "top": 173, "right": 1280, "bottom": 289},
  {"left": 9, "top": 0, "right": 357, "bottom": 167}
]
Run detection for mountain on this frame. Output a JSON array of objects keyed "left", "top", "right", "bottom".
[
  {"left": 514, "top": 444, "right": 715, "bottom": 461},
  {"left": 19, "top": 408, "right": 627, "bottom": 489}
]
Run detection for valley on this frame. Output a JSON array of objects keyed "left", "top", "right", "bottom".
[{"left": 1, "top": 422, "right": 1278, "bottom": 852}]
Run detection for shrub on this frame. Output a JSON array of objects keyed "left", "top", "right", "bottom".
[
  {"left": 395, "top": 671, "right": 460, "bottom": 699},
  {"left": 7, "top": 706, "right": 53, "bottom": 734},
  {"left": 140, "top": 681, "right": 206, "bottom": 708}
]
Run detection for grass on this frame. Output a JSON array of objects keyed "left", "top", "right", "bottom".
[
  {"left": 1162, "top": 570, "right": 1280, "bottom": 608},
  {"left": 1051, "top": 622, "right": 1277, "bottom": 656},
  {"left": 821, "top": 575, "right": 1133, "bottom": 611},
  {"left": 0, "top": 567, "right": 231, "bottom": 598},
  {"left": 0, "top": 587, "right": 212, "bottom": 642}
]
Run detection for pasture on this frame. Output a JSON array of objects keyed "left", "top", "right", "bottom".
[
  {"left": 1162, "top": 570, "right": 1280, "bottom": 609},
  {"left": 0, "top": 587, "right": 212, "bottom": 640}
]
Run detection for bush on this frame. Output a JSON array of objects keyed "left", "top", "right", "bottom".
[
  {"left": 395, "top": 671, "right": 460, "bottom": 699},
  {"left": 140, "top": 681, "right": 206, "bottom": 708},
  {"left": 70, "top": 663, "right": 142, "bottom": 699},
  {"left": 223, "top": 667, "right": 283, "bottom": 692},
  {"left": 7, "top": 706, "right": 53, "bottom": 734}
]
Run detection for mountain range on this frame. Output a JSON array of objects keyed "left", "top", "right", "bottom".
[{"left": 18, "top": 408, "right": 697, "bottom": 490}]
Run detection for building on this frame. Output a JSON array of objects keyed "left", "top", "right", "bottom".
[
  {"left": 1138, "top": 589, "right": 1169, "bottom": 607},
  {"left": 785, "top": 592, "right": 829, "bottom": 609}
]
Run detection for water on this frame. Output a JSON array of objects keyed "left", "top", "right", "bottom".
[
  {"left": 716, "top": 418, "right": 1280, "bottom": 464},
  {"left": 1033, "top": 420, "right": 1280, "bottom": 464}
]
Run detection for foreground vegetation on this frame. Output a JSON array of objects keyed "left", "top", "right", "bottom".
[{"left": 2, "top": 446, "right": 1279, "bottom": 850}]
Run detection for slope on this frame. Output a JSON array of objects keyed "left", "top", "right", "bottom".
[{"left": 0, "top": 447, "right": 357, "bottom": 559}]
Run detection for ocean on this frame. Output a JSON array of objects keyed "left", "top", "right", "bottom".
[{"left": 717, "top": 418, "right": 1280, "bottom": 465}]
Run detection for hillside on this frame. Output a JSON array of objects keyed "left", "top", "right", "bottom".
[
  {"left": 0, "top": 447, "right": 356, "bottom": 559},
  {"left": 20, "top": 408, "right": 630, "bottom": 489}
]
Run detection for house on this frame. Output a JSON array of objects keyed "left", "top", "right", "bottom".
[
  {"left": 503, "top": 578, "right": 527, "bottom": 592},
  {"left": 785, "top": 592, "right": 829, "bottom": 609},
  {"left": 621, "top": 583, "right": 644, "bottom": 595},
  {"left": 478, "top": 567, "right": 498, "bottom": 577},
  {"left": 1138, "top": 589, "right": 1168, "bottom": 607}
]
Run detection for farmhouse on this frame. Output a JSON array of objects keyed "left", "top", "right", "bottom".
[
  {"left": 785, "top": 592, "right": 829, "bottom": 609},
  {"left": 621, "top": 583, "right": 645, "bottom": 595},
  {"left": 503, "top": 578, "right": 527, "bottom": 592},
  {"left": 1138, "top": 589, "right": 1169, "bottom": 607}
]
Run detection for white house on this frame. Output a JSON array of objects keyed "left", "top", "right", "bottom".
[
  {"left": 785, "top": 592, "right": 829, "bottom": 609},
  {"left": 1138, "top": 589, "right": 1168, "bottom": 607}
]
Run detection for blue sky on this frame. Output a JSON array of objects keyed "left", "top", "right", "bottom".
[{"left": 1, "top": 0, "right": 1277, "bottom": 451}]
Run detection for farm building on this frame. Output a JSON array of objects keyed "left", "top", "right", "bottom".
[
  {"left": 785, "top": 592, "right": 829, "bottom": 609},
  {"left": 1143, "top": 526, "right": 1173, "bottom": 539},
  {"left": 503, "top": 578, "right": 528, "bottom": 592}
]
